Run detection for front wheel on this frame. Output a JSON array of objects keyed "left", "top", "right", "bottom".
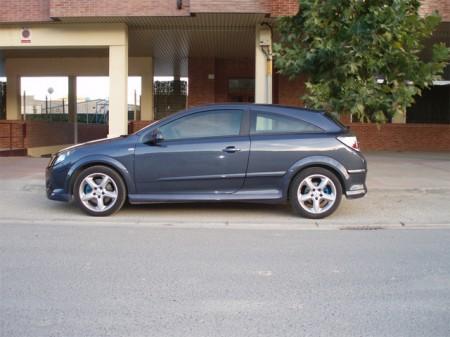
[
  {"left": 74, "top": 166, "right": 126, "bottom": 216},
  {"left": 289, "top": 167, "right": 342, "bottom": 219}
]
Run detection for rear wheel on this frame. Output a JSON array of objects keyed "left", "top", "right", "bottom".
[
  {"left": 289, "top": 167, "right": 342, "bottom": 219},
  {"left": 74, "top": 166, "right": 126, "bottom": 216}
]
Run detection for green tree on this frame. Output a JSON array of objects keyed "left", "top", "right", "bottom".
[{"left": 273, "top": 0, "right": 450, "bottom": 122}]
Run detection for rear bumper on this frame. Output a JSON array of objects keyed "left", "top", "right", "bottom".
[{"left": 344, "top": 169, "right": 367, "bottom": 199}]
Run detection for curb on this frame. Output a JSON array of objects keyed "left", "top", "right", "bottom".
[{"left": 1, "top": 218, "right": 450, "bottom": 230}]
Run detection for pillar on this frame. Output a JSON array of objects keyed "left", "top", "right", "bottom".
[
  {"left": 140, "top": 57, "right": 154, "bottom": 121},
  {"left": 255, "top": 24, "right": 273, "bottom": 104},
  {"left": 6, "top": 74, "right": 21, "bottom": 120},
  {"left": 68, "top": 75, "right": 77, "bottom": 122},
  {"left": 108, "top": 44, "right": 128, "bottom": 137}
]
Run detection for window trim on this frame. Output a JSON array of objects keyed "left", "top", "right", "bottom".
[
  {"left": 145, "top": 107, "right": 249, "bottom": 143},
  {"left": 249, "top": 110, "right": 324, "bottom": 136}
]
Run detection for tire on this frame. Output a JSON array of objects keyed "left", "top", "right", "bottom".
[
  {"left": 289, "top": 167, "right": 342, "bottom": 219},
  {"left": 73, "top": 165, "right": 126, "bottom": 216}
]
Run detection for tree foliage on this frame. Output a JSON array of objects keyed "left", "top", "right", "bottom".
[{"left": 273, "top": 0, "right": 450, "bottom": 122}]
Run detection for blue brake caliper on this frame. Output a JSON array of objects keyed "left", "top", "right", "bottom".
[{"left": 84, "top": 184, "right": 92, "bottom": 194}]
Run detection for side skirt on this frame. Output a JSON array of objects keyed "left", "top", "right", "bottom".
[{"left": 128, "top": 189, "right": 284, "bottom": 204}]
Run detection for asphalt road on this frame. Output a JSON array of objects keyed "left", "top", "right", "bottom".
[{"left": 1, "top": 223, "right": 450, "bottom": 337}]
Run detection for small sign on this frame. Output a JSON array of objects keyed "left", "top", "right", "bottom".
[{"left": 21, "top": 28, "right": 31, "bottom": 43}]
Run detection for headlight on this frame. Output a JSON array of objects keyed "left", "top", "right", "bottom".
[{"left": 53, "top": 151, "right": 70, "bottom": 166}]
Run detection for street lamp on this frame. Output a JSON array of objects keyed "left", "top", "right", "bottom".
[{"left": 48, "top": 87, "right": 54, "bottom": 115}]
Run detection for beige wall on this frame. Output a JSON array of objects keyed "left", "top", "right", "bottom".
[
  {"left": 0, "top": 23, "right": 138, "bottom": 137},
  {"left": 0, "top": 23, "right": 127, "bottom": 48}
]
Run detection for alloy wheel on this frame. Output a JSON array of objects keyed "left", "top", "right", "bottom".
[
  {"left": 78, "top": 173, "right": 118, "bottom": 213},
  {"left": 297, "top": 174, "right": 337, "bottom": 215}
]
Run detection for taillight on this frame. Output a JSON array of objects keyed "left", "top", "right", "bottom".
[{"left": 337, "top": 136, "right": 360, "bottom": 151}]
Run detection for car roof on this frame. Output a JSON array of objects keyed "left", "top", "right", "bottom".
[{"left": 192, "top": 103, "right": 324, "bottom": 114}]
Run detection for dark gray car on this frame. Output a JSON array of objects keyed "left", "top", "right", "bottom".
[{"left": 46, "top": 104, "right": 367, "bottom": 218}]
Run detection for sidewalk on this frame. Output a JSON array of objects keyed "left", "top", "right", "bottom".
[{"left": 0, "top": 152, "right": 449, "bottom": 229}]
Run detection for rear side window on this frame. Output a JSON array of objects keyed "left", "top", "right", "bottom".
[
  {"left": 251, "top": 111, "right": 322, "bottom": 135},
  {"left": 324, "top": 112, "right": 347, "bottom": 130},
  {"left": 160, "top": 109, "right": 243, "bottom": 140}
]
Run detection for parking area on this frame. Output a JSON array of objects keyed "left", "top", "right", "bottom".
[{"left": 1, "top": 152, "right": 450, "bottom": 228}]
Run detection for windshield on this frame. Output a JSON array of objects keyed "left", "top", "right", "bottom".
[{"left": 132, "top": 120, "right": 160, "bottom": 135}]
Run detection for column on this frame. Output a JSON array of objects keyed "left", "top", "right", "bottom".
[
  {"left": 140, "top": 57, "right": 154, "bottom": 121},
  {"left": 108, "top": 44, "right": 128, "bottom": 137},
  {"left": 68, "top": 75, "right": 77, "bottom": 122},
  {"left": 6, "top": 74, "right": 21, "bottom": 120},
  {"left": 255, "top": 24, "right": 273, "bottom": 104}
]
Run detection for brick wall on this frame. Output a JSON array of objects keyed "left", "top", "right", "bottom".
[
  {"left": 49, "top": 0, "right": 190, "bottom": 18},
  {"left": 420, "top": 0, "right": 450, "bottom": 21},
  {"left": 188, "top": 57, "right": 255, "bottom": 106},
  {"left": 188, "top": 57, "right": 216, "bottom": 107},
  {"left": 0, "top": 121, "right": 26, "bottom": 149},
  {"left": 276, "top": 74, "right": 306, "bottom": 106},
  {"left": 348, "top": 123, "right": 450, "bottom": 151},
  {"left": 24, "top": 121, "right": 107, "bottom": 148},
  {"left": 0, "top": 0, "right": 50, "bottom": 23},
  {"left": 214, "top": 58, "right": 255, "bottom": 103},
  {"left": 1, "top": 0, "right": 448, "bottom": 22},
  {"left": 128, "top": 120, "right": 153, "bottom": 134},
  {"left": 190, "top": 0, "right": 270, "bottom": 13},
  {"left": 271, "top": 0, "right": 299, "bottom": 17}
]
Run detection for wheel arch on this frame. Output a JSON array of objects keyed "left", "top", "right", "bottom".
[
  {"left": 66, "top": 156, "right": 135, "bottom": 196},
  {"left": 284, "top": 156, "right": 349, "bottom": 200}
]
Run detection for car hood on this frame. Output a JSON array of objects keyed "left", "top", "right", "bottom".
[{"left": 57, "top": 136, "right": 130, "bottom": 154}]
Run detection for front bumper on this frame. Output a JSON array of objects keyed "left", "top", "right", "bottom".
[{"left": 46, "top": 165, "right": 72, "bottom": 202}]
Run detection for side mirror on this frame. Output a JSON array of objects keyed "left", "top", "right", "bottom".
[{"left": 149, "top": 129, "right": 164, "bottom": 145}]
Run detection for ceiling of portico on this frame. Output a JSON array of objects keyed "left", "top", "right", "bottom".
[{"left": 1, "top": 14, "right": 269, "bottom": 77}]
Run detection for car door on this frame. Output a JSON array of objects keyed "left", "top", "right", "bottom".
[
  {"left": 244, "top": 109, "right": 325, "bottom": 191},
  {"left": 134, "top": 108, "right": 250, "bottom": 194}
]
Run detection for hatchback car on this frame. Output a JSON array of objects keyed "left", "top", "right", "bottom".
[{"left": 46, "top": 104, "right": 367, "bottom": 218}]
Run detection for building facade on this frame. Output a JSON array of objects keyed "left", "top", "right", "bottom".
[{"left": 0, "top": 0, "right": 449, "bottom": 154}]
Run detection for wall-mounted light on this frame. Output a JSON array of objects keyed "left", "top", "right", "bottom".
[
  {"left": 258, "top": 24, "right": 272, "bottom": 61},
  {"left": 177, "top": 0, "right": 183, "bottom": 10}
]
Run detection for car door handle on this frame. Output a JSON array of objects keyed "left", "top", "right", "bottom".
[{"left": 222, "top": 146, "right": 241, "bottom": 153}]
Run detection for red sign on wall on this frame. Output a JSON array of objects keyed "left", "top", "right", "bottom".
[{"left": 20, "top": 28, "right": 31, "bottom": 43}]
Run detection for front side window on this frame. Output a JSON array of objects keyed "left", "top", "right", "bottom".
[
  {"left": 159, "top": 109, "right": 243, "bottom": 141},
  {"left": 251, "top": 111, "right": 322, "bottom": 134}
]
